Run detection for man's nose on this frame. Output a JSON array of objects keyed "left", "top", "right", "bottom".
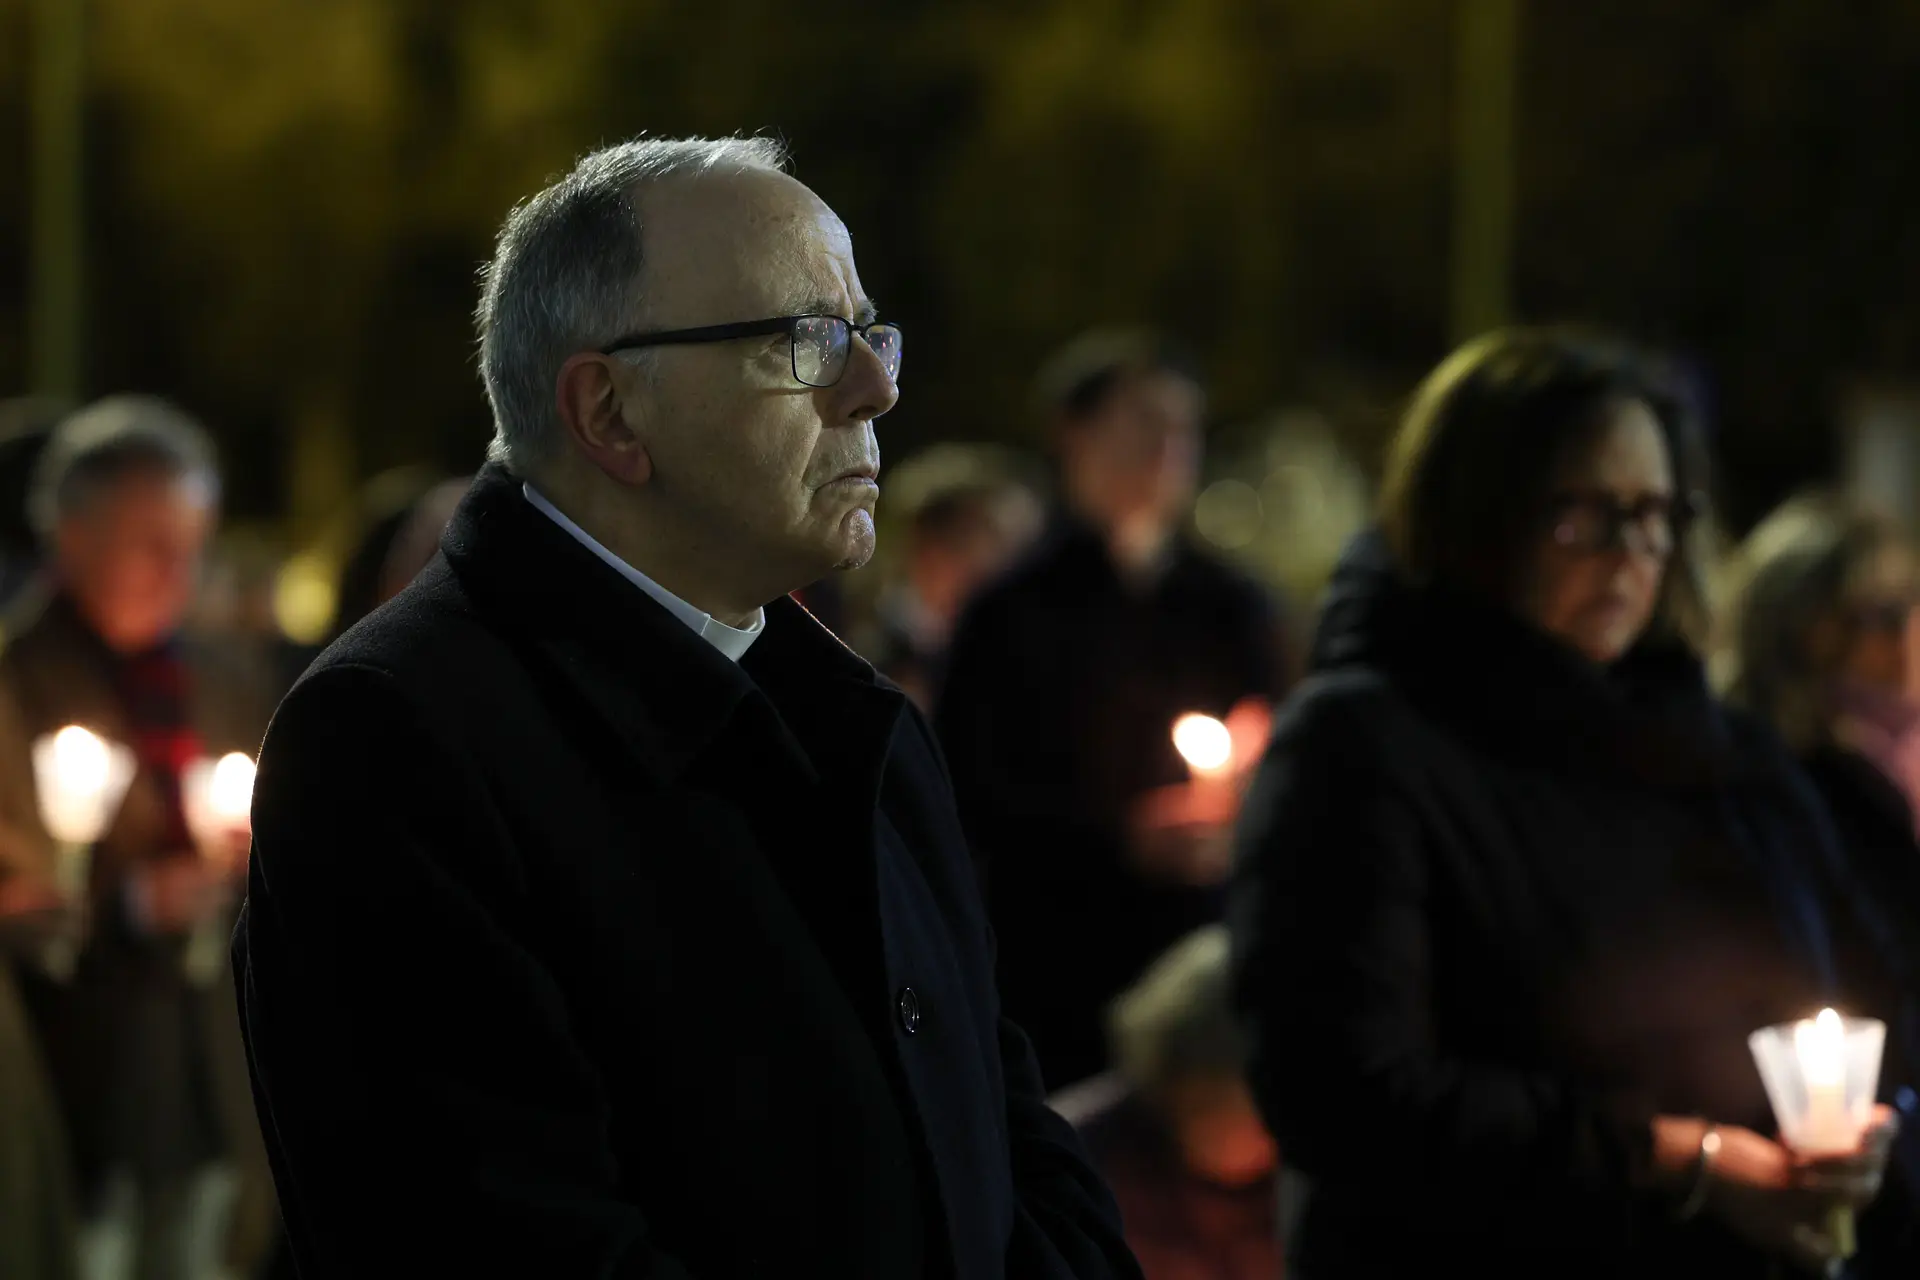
[{"left": 830, "top": 335, "right": 899, "bottom": 425}]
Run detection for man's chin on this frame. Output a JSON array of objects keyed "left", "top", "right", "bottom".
[{"left": 831, "top": 509, "right": 877, "bottom": 571}]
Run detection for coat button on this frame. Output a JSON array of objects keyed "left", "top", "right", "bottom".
[{"left": 896, "top": 987, "right": 922, "bottom": 1035}]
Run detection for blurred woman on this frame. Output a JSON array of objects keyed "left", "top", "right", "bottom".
[
  {"left": 1722, "top": 492, "right": 1920, "bottom": 1271},
  {"left": 1230, "top": 329, "right": 1898, "bottom": 1279},
  {"left": 1722, "top": 495, "right": 1920, "bottom": 936},
  {"left": 1053, "top": 926, "right": 1281, "bottom": 1280}
]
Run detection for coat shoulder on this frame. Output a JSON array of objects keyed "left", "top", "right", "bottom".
[
  {"left": 292, "top": 559, "right": 504, "bottom": 709},
  {"left": 1272, "top": 666, "right": 1417, "bottom": 754}
]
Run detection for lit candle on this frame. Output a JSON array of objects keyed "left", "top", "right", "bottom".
[
  {"left": 1751, "top": 1008, "right": 1888, "bottom": 1260},
  {"left": 1172, "top": 713, "right": 1236, "bottom": 822},
  {"left": 181, "top": 752, "right": 256, "bottom": 986},
  {"left": 183, "top": 751, "right": 256, "bottom": 865},
  {"left": 1173, "top": 713, "right": 1234, "bottom": 778},
  {"left": 29, "top": 725, "right": 135, "bottom": 979},
  {"left": 1796, "top": 1008, "right": 1855, "bottom": 1155}
]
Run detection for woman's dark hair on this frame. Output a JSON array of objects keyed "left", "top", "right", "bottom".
[{"left": 1378, "top": 327, "right": 1711, "bottom": 647}]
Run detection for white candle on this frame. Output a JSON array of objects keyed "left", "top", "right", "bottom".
[
  {"left": 1172, "top": 713, "right": 1234, "bottom": 779},
  {"left": 186, "top": 756, "right": 259, "bottom": 855},
  {"left": 29, "top": 725, "right": 135, "bottom": 980},
  {"left": 1795, "top": 1007, "right": 1858, "bottom": 1155},
  {"left": 1172, "top": 712, "right": 1236, "bottom": 822},
  {"left": 181, "top": 751, "right": 256, "bottom": 988},
  {"left": 208, "top": 752, "right": 255, "bottom": 825},
  {"left": 1751, "top": 1007, "right": 1888, "bottom": 1261},
  {"left": 184, "top": 751, "right": 256, "bottom": 858},
  {"left": 33, "top": 725, "right": 130, "bottom": 848}
]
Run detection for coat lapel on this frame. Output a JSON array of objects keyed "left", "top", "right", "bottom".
[
  {"left": 439, "top": 467, "right": 819, "bottom": 795},
  {"left": 439, "top": 468, "right": 905, "bottom": 1015}
]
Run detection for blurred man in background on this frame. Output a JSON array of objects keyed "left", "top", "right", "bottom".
[
  {"left": 937, "top": 330, "right": 1296, "bottom": 1090},
  {"left": 0, "top": 397, "right": 275, "bottom": 1280},
  {"left": 866, "top": 465, "right": 1042, "bottom": 708},
  {"left": 1053, "top": 926, "right": 1281, "bottom": 1280}
]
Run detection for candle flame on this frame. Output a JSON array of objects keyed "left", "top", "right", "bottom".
[
  {"left": 1795, "top": 1007, "right": 1848, "bottom": 1088},
  {"left": 1173, "top": 714, "right": 1234, "bottom": 775},
  {"left": 50, "top": 725, "right": 110, "bottom": 794},
  {"left": 208, "top": 752, "right": 256, "bottom": 823}
]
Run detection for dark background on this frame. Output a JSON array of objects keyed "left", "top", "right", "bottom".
[{"left": 4, "top": 0, "right": 1919, "bottom": 537}]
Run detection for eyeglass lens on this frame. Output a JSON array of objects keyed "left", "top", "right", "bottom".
[
  {"left": 1550, "top": 495, "right": 1676, "bottom": 558},
  {"left": 791, "top": 317, "right": 904, "bottom": 388},
  {"left": 1850, "top": 598, "right": 1917, "bottom": 635}
]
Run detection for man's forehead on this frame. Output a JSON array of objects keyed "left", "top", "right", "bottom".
[{"left": 641, "top": 172, "right": 867, "bottom": 319}]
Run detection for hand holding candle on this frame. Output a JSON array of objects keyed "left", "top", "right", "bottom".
[
  {"left": 1169, "top": 697, "right": 1274, "bottom": 825},
  {"left": 182, "top": 751, "right": 256, "bottom": 985},
  {"left": 29, "top": 725, "right": 135, "bottom": 978},
  {"left": 183, "top": 751, "right": 256, "bottom": 872},
  {"left": 1750, "top": 1008, "right": 1890, "bottom": 1262},
  {"left": 1129, "top": 701, "right": 1274, "bottom": 885}
]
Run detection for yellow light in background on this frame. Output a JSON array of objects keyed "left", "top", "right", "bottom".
[
  {"left": 1194, "top": 479, "right": 1263, "bottom": 550},
  {"left": 274, "top": 553, "right": 337, "bottom": 646},
  {"left": 1260, "top": 464, "right": 1325, "bottom": 528}
]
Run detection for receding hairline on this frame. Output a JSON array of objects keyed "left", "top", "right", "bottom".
[
  {"left": 476, "top": 135, "right": 798, "bottom": 472},
  {"left": 627, "top": 169, "right": 874, "bottom": 322}
]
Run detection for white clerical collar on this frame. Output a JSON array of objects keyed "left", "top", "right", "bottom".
[{"left": 522, "top": 483, "right": 764, "bottom": 662}]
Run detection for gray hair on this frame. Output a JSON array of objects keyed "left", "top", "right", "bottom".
[
  {"left": 30, "top": 395, "right": 220, "bottom": 540},
  {"left": 1108, "top": 925, "right": 1248, "bottom": 1094},
  {"left": 476, "top": 135, "right": 792, "bottom": 474},
  {"left": 1719, "top": 490, "right": 1908, "bottom": 750}
]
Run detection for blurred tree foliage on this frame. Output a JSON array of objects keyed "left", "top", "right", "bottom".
[{"left": 1, "top": 0, "right": 1918, "bottom": 529}]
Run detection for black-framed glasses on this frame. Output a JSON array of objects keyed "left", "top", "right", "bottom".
[
  {"left": 1546, "top": 489, "right": 1700, "bottom": 559},
  {"left": 1845, "top": 595, "right": 1920, "bottom": 636},
  {"left": 600, "top": 314, "right": 903, "bottom": 389}
]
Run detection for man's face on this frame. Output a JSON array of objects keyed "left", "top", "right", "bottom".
[
  {"left": 1061, "top": 370, "right": 1203, "bottom": 537},
  {"left": 615, "top": 170, "right": 899, "bottom": 593},
  {"left": 58, "top": 471, "right": 215, "bottom": 652}
]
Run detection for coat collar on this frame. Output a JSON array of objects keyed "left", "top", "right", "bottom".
[{"left": 440, "top": 464, "right": 901, "bottom": 797}]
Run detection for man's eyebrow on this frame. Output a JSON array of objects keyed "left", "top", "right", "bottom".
[{"left": 787, "top": 297, "right": 879, "bottom": 324}]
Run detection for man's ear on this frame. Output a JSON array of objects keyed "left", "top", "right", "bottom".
[{"left": 555, "top": 353, "right": 653, "bottom": 486}]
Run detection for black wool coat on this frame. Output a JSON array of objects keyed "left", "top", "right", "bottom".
[
  {"left": 1230, "top": 532, "right": 1865, "bottom": 1280},
  {"left": 235, "top": 465, "right": 1139, "bottom": 1280}
]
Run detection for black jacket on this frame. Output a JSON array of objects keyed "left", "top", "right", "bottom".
[
  {"left": 1795, "top": 744, "right": 1920, "bottom": 1273},
  {"left": 1230, "top": 533, "right": 1853, "bottom": 1279},
  {"left": 937, "top": 520, "right": 1293, "bottom": 1089},
  {"left": 1801, "top": 744, "right": 1920, "bottom": 979},
  {"left": 235, "top": 466, "right": 1139, "bottom": 1280}
]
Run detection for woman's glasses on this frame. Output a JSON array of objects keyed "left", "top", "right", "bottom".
[
  {"left": 1546, "top": 490, "right": 1698, "bottom": 559},
  {"left": 1844, "top": 596, "right": 1919, "bottom": 637}
]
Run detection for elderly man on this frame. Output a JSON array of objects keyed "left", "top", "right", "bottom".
[{"left": 235, "top": 138, "right": 1139, "bottom": 1279}]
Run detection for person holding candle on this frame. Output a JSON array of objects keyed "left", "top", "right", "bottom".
[
  {"left": 936, "top": 328, "right": 1298, "bottom": 1091},
  {"left": 0, "top": 691, "right": 83, "bottom": 1280},
  {"left": 0, "top": 397, "right": 279, "bottom": 1280},
  {"left": 1230, "top": 329, "right": 1900, "bottom": 1279},
  {"left": 235, "top": 137, "right": 1138, "bottom": 1279},
  {"left": 1720, "top": 493, "right": 1920, "bottom": 1271}
]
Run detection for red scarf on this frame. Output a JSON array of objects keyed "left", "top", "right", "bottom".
[{"left": 111, "top": 641, "right": 203, "bottom": 854}]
